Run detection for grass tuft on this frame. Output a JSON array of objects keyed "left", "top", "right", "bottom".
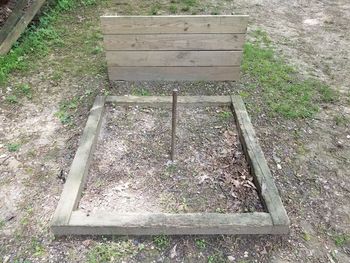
[{"left": 242, "top": 29, "right": 338, "bottom": 118}]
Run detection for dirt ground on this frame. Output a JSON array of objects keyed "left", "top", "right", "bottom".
[
  {"left": 79, "top": 105, "right": 262, "bottom": 214},
  {"left": 0, "top": 0, "right": 349, "bottom": 262}
]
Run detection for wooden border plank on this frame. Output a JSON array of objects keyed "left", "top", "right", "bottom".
[
  {"left": 0, "top": 0, "right": 27, "bottom": 44},
  {"left": 52, "top": 211, "right": 273, "bottom": 236},
  {"left": 108, "top": 66, "right": 240, "bottom": 81},
  {"left": 231, "top": 95, "right": 290, "bottom": 233},
  {"left": 105, "top": 95, "right": 231, "bottom": 107},
  {"left": 101, "top": 15, "right": 249, "bottom": 34},
  {"left": 51, "top": 96, "right": 106, "bottom": 226},
  {"left": 106, "top": 51, "right": 242, "bottom": 67},
  {"left": 0, "top": 0, "right": 46, "bottom": 55},
  {"left": 103, "top": 34, "right": 246, "bottom": 51}
]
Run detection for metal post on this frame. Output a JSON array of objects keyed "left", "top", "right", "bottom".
[{"left": 171, "top": 89, "right": 178, "bottom": 161}]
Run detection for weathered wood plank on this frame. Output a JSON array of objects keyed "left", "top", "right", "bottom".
[
  {"left": 51, "top": 96, "right": 106, "bottom": 227},
  {"left": 101, "top": 15, "right": 249, "bottom": 34},
  {"left": 106, "top": 51, "right": 242, "bottom": 67},
  {"left": 0, "top": 0, "right": 46, "bottom": 55},
  {"left": 108, "top": 66, "right": 240, "bottom": 81},
  {"left": 0, "top": 0, "right": 27, "bottom": 43},
  {"left": 231, "top": 95, "right": 290, "bottom": 233},
  {"left": 52, "top": 211, "right": 273, "bottom": 235},
  {"left": 104, "top": 34, "right": 245, "bottom": 51},
  {"left": 106, "top": 95, "right": 231, "bottom": 107}
]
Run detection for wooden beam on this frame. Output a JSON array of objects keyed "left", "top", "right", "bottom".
[
  {"left": 51, "top": 96, "right": 106, "bottom": 227},
  {"left": 103, "top": 34, "right": 246, "bottom": 51},
  {"left": 105, "top": 95, "right": 232, "bottom": 107},
  {"left": 108, "top": 66, "right": 240, "bottom": 81},
  {"left": 231, "top": 96, "right": 290, "bottom": 233},
  {"left": 101, "top": 15, "right": 249, "bottom": 34},
  {"left": 0, "top": 0, "right": 46, "bottom": 55},
  {"left": 106, "top": 51, "right": 242, "bottom": 67},
  {"left": 52, "top": 211, "right": 273, "bottom": 235}
]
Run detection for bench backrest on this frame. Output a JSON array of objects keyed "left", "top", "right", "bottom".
[{"left": 101, "top": 15, "right": 248, "bottom": 81}]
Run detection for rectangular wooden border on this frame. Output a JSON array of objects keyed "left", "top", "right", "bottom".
[{"left": 51, "top": 95, "right": 289, "bottom": 235}]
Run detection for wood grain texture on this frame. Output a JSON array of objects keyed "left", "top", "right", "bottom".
[
  {"left": 231, "top": 95, "right": 290, "bottom": 233},
  {"left": 106, "top": 95, "right": 232, "bottom": 107},
  {"left": 0, "top": 0, "right": 46, "bottom": 55},
  {"left": 52, "top": 211, "right": 273, "bottom": 235},
  {"left": 104, "top": 34, "right": 245, "bottom": 51},
  {"left": 101, "top": 15, "right": 249, "bottom": 34},
  {"left": 106, "top": 51, "right": 242, "bottom": 67},
  {"left": 51, "top": 96, "right": 105, "bottom": 226},
  {"left": 108, "top": 66, "right": 240, "bottom": 81}
]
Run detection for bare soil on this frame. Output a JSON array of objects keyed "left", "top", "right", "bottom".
[{"left": 79, "top": 105, "right": 263, "bottom": 214}]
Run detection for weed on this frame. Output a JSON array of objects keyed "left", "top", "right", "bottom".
[
  {"left": 153, "top": 235, "right": 170, "bottom": 250},
  {"left": 31, "top": 239, "right": 46, "bottom": 257},
  {"left": 195, "top": 239, "right": 206, "bottom": 249},
  {"left": 5, "top": 95, "right": 18, "bottom": 104},
  {"left": 92, "top": 46, "right": 103, "bottom": 54},
  {"left": 131, "top": 88, "right": 151, "bottom": 96},
  {"left": 87, "top": 241, "right": 138, "bottom": 263},
  {"left": 0, "top": 219, "right": 5, "bottom": 230},
  {"left": 207, "top": 253, "right": 225, "bottom": 263},
  {"left": 150, "top": 3, "right": 160, "bottom": 15},
  {"left": 218, "top": 111, "right": 232, "bottom": 119},
  {"left": 169, "top": 4, "right": 178, "bottom": 14},
  {"left": 55, "top": 97, "right": 79, "bottom": 125},
  {"left": 7, "top": 143, "right": 21, "bottom": 152},
  {"left": 242, "top": 29, "right": 338, "bottom": 118},
  {"left": 333, "top": 234, "right": 350, "bottom": 247},
  {"left": 334, "top": 114, "right": 349, "bottom": 126},
  {"left": 302, "top": 231, "right": 311, "bottom": 241},
  {"left": 16, "top": 84, "right": 32, "bottom": 99}
]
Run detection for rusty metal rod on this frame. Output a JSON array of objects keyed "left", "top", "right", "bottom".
[{"left": 171, "top": 89, "right": 178, "bottom": 161}]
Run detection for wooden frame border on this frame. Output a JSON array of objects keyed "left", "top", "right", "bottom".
[{"left": 51, "top": 95, "right": 289, "bottom": 235}]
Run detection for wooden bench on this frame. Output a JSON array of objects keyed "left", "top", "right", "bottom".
[{"left": 101, "top": 15, "right": 249, "bottom": 81}]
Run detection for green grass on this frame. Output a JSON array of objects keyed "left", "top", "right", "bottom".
[
  {"left": 55, "top": 97, "right": 79, "bottom": 125},
  {"left": 153, "top": 235, "right": 170, "bottom": 250},
  {"left": 169, "top": 4, "right": 178, "bottom": 14},
  {"left": 195, "top": 239, "right": 206, "bottom": 250},
  {"left": 7, "top": 143, "right": 21, "bottom": 152},
  {"left": 0, "top": 219, "right": 5, "bottom": 230},
  {"left": 218, "top": 111, "right": 232, "bottom": 120},
  {"left": 333, "top": 234, "right": 350, "bottom": 247},
  {"left": 0, "top": 0, "right": 97, "bottom": 84},
  {"left": 87, "top": 241, "right": 139, "bottom": 263},
  {"left": 242, "top": 29, "right": 338, "bottom": 118},
  {"left": 131, "top": 88, "right": 151, "bottom": 96}
]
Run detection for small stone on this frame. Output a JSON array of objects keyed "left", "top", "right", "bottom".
[
  {"left": 82, "top": 239, "right": 93, "bottom": 247},
  {"left": 277, "top": 164, "right": 282, "bottom": 170},
  {"left": 346, "top": 135, "right": 350, "bottom": 139},
  {"left": 227, "top": 255, "right": 235, "bottom": 262}
]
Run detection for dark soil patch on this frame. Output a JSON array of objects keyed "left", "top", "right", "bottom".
[{"left": 79, "top": 105, "right": 264, "bottom": 214}]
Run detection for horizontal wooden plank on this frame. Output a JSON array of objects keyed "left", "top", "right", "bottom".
[
  {"left": 108, "top": 66, "right": 240, "bottom": 81},
  {"left": 52, "top": 211, "right": 273, "bottom": 235},
  {"left": 101, "top": 15, "right": 249, "bottom": 34},
  {"left": 106, "top": 95, "right": 232, "bottom": 107},
  {"left": 106, "top": 51, "right": 242, "bottom": 67},
  {"left": 231, "top": 96, "right": 290, "bottom": 233},
  {"left": 51, "top": 96, "right": 106, "bottom": 226},
  {"left": 104, "top": 34, "right": 245, "bottom": 51}
]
